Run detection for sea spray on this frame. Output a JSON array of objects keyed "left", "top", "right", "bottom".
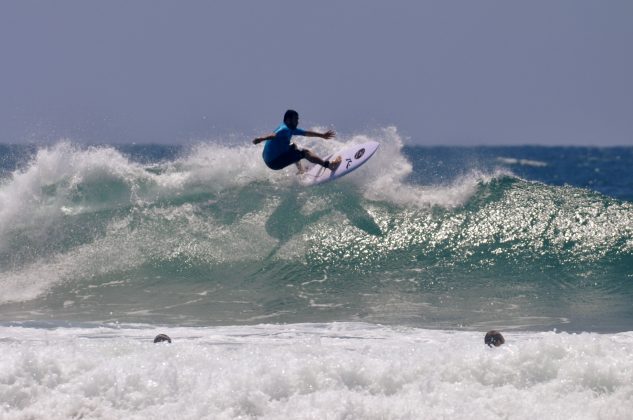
[{"left": 0, "top": 137, "right": 632, "bottom": 330}]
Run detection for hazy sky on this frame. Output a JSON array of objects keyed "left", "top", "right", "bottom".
[{"left": 1, "top": 1, "right": 632, "bottom": 145}]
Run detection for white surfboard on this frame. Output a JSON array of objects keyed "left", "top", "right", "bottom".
[{"left": 300, "top": 141, "right": 379, "bottom": 186}]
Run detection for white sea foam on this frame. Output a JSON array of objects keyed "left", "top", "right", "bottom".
[
  {"left": 174, "top": 127, "right": 507, "bottom": 210},
  {"left": 0, "top": 141, "right": 266, "bottom": 239},
  {"left": 280, "top": 126, "right": 505, "bottom": 209},
  {"left": 0, "top": 142, "right": 147, "bottom": 252},
  {"left": 497, "top": 157, "right": 548, "bottom": 167},
  {"left": 0, "top": 130, "right": 502, "bottom": 241},
  {"left": 1, "top": 323, "right": 632, "bottom": 420}
]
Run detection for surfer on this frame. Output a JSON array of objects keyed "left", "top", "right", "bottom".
[{"left": 252, "top": 110, "right": 341, "bottom": 173}]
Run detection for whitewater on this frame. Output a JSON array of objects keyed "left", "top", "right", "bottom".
[{"left": 1, "top": 128, "right": 632, "bottom": 419}]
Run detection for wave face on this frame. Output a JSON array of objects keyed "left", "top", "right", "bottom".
[{"left": 1, "top": 133, "right": 632, "bottom": 331}]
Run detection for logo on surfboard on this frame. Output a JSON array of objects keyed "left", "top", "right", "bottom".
[{"left": 354, "top": 148, "right": 366, "bottom": 160}]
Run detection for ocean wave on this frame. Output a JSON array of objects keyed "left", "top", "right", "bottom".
[{"left": 1, "top": 136, "right": 632, "bottom": 329}]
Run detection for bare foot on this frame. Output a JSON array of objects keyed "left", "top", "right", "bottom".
[{"left": 328, "top": 156, "right": 342, "bottom": 172}]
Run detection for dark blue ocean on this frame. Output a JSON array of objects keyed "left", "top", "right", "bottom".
[{"left": 1, "top": 131, "right": 633, "bottom": 418}]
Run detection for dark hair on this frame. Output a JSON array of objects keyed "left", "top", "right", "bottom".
[
  {"left": 284, "top": 109, "right": 299, "bottom": 122},
  {"left": 154, "top": 333, "right": 172, "bottom": 343},
  {"left": 484, "top": 330, "right": 505, "bottom": 347}
]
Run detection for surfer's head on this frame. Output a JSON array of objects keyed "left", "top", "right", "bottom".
[
  {"left": 484, "top": 330, "right": 505, "bottom": 347},
  {"left": 284, "top": 109, "right": 299, "bottom": 130}
]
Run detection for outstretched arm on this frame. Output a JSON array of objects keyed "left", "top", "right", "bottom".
[
  {"left": 303, "top": 130, "right": 335, "bottom": 140},
  {"left": 252, "top": 133, "right": 276, "bottom": 145}
]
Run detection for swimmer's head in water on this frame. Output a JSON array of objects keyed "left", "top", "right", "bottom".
[{"left": 485, "top": 330, "right": 505, "bottom": 347}]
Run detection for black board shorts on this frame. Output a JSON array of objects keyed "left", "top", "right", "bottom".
[{"left": 265, "top": 144, "right": 306, "bottom": 170}]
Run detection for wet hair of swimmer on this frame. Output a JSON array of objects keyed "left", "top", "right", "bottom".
[
  {"left": 485, "top": 330, "right": 505, "bottom": 347},
  {"left": 154, "top": 333, "right": 172, "bottom": 344}
]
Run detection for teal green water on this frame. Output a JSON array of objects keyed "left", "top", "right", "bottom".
[{"left": 1, "top": 141, "right": 632, "bottom": 331}]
